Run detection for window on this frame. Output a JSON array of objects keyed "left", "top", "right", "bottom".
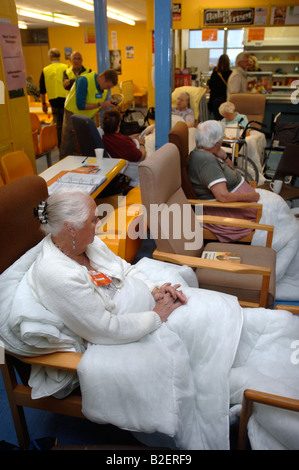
[{"left": 189, "top": 29, "right": 244, "bottom": 68}]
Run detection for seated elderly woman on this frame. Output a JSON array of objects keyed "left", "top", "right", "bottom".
[
  {"left": 219, "top": 101, "right": 266, "bottom": 184},
  {"left": 0, "top": 188, "right": 299, "bottom": 450},
  {"left": 218, "top": 101, "right": 249, "bottom": 136},
  {"left": 187, "top": 120, "right": 299, "bottom": 299},
  {"left": 102, "top": 109, "right": 146, "bottom": 187},
  {"left": 172, "top": 91, "right": 195, "bottom": 128},
  {"left": 4, "top": 186, "right": 298, "bottom": 450},
  {"left": 187, "top": 119, "right": 259, "bottom": 242}
]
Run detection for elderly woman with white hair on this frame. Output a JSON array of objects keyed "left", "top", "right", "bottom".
[
  {"left": 219, "top": 101, "right": 266, "bottom": 183},
  {"left": 172, "top": 92, "right": 195, "bottom": 127},
  {"left": 218, "top": 101, "right": 248, "bottom": 135},
  {"left": 29, "top": 188, "right": 187, "bottom": 345},
  {"left": 187, "top": 120, "right": 259, "bottom": 241}
]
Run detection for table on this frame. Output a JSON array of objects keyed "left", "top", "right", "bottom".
[{"left": 39, "top": 155, "right": 126, "bottom": 199}]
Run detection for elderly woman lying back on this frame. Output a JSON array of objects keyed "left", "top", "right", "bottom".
[
  {"left": 30, "top": 188, "right": 187, "bottom": 344},
  {"left": 16, "top": 187, "right": 299, "bottom": 449}
]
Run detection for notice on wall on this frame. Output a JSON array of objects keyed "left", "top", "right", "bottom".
[
  {"left": 0, "top": 23, "right": 26, "bottom": 92},
  {"left": 254, "top": 8, "right": 268, "bottom": 25},
  {"left": 202, "top": 29, "right": 218, "bottom": 41},
  {"left": 3, "top": 56, "right": 26, "bottom": 91},
  {"left": 247, "top": 28, "right": 265, "bottom": 42},
  {"left": 0, "top": 23, "right": 22, "bottom": 58}
]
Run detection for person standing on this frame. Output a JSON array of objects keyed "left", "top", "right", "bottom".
[
  {"left": 208, "top": 54, "right": 232, "bottom": 120},
  {"left": 226, "top": 53, "right": 250, "bottom": 99},
  {"left": 60, "top": 69, "right": 118, "bottom": 159},
  {"left": 63, "top": 51, "right": 91, "bottom": 92},
  {"left": 39, "top": 49, "right": 68, "bottom": 152}
]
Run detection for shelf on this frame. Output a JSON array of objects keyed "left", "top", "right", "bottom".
[
  {"left": 258, "top": 61, "right": 299, "bottom": 65},
  {"left": 272, "top": 85, "right": 294, "bottom": 89},
  {"left": 273, "top": 74, "right": 299, "bottom": 77},
  {"left": 246, "top": 50, "right": 299, "bottom": 54}
]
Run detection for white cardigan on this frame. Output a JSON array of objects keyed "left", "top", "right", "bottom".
[{"left": 27, "top": 235, "right": 161, "bottom": 345}]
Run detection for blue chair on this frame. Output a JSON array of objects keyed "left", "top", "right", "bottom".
[{"left": 71, "top": 114, "right": 110, "bottom": 158}]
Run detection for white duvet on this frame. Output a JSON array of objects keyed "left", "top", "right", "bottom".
[
  {"left": 252, "top": 188, "right": 299, "bottom": 301},
  {"left": 1, "top": 245, "right": 298, "bottom": 450}
]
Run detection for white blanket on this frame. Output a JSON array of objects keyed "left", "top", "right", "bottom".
[
  {"left": 1, "top": 246, "right": 299, "bottom": 450},
  {"left": 252, "top": 189, "right": 299, "bottom": 300}
]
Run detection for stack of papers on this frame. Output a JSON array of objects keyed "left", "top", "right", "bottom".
[{"left": 47, "top": 165, "right": 107, "bottom": 195}]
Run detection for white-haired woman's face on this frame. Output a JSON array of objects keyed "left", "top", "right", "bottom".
[
  {"left": 222, "top": 111, "right": 235, "bottom": 122},
  {"left": 74, "top": 197, "right": 99, "bottom": 251}
]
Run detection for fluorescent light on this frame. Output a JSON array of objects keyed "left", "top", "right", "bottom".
[
  {"left": 17, "top": 8, "right": 80, "bottom": 27},
  {"left": 17, "top": 8, "right": 54, "bottom": 22},
  {"left": 58, "top": 0, "right": 93, "bottom": 11},
  {"left": 18, "top": 21, "right": 28, "bottom": 29},
  {"left": 58, "top": 0, "right": 136, "bottom": 25},
  {"left": 107, "top": 10, "right": 135, "bottom": 26},
  {"left": 53, "top": 14, "right": 79, "bottom": 27}
]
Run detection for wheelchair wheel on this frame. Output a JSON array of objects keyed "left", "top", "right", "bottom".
[{"left": 236, "top": 156, "right": 259, "bottom": 184}]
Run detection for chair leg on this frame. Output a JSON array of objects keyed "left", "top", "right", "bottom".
[
  {"left": 0, "top": 355, "right": 30, "bottom": 449},
  {"left": 46, "top": 151, "right": 52, "bottom": 168},
  {"left": 237, "top": 393, "right": 253, "bottom": 450}
]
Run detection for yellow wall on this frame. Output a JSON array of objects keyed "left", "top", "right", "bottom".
[
  {"left": 47, "top": 22, "right": 148, "bottom": 90},
  {"left": 0, "top": 0, "right": 35, "bottom": 172}
]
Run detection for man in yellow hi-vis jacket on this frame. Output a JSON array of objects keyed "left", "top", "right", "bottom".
[
  {"left": 63, "top": 51, "right": 92, "bottom": 92},
  {"left": 39, "top": 49, "right": 68, "bottom": 152},
  {"left": 60, "top": 69, "right": 118, "bottom": 159}
]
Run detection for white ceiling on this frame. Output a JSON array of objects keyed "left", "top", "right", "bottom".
[{"left": 16, "top": 0, "right": 147, "bottom": 28}]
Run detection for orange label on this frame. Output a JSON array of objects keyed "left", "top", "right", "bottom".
[{"left": 89, "top": 272, "right": 112, "bottom": 286}]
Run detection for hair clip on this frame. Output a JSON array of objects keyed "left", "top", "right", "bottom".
[{"left": 33, "top": 200, "right": 48, "bottom": 224}]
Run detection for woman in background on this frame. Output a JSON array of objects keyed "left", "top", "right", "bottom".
[{"left": 208, "top": 54, "right": 232, "bottom": 120}]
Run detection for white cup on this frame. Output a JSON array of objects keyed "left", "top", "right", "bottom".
[
  {"left": 270, "top": 179, "right": 283, "bottom": 194},
  {"left": 95, "top": 148, "right": 104, "bottom": 166}
]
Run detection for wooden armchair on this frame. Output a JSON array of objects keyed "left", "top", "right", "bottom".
[
  {"left": 237, "top": 304, "right": 299, "bottom": 450},
  {"left": 0, "top": 175, "right": 84, "bottom": 448},
  {"left": 168, "top": 121, "right": 272, "bottom": 246},
  {"left": 138, "top": 143, "right": 276, "bottom": 308}
]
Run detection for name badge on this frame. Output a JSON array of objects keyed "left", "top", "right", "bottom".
[
  {"left": 95, "top": 92, "right": 103, "bottom": 99},
  {"left": 89, "top": 272, "right": 112, "bottom": 286}
]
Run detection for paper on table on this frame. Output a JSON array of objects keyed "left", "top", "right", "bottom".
[{"left": 47, "top": 169, "right": 106, "bottom": 195}]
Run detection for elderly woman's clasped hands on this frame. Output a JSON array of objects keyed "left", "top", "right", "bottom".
[{"left": 152, "top": 283, "right": 187, "bottom": 323}]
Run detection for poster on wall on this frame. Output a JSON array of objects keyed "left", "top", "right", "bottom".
[
  {"left": 204, "top": 8, "right": 254, "bottom": 26},
  {"left": 83, "top": 26, "right": 95, "bottom": 44},
  {"left": 173, "top": 4, "right": 181, "bottom": 21},
  {"left": 270, "top": 6, "right": 299, "bottom": 25},
  {"left": 109, "top": 50, "right": 121, "bottom": 74},
  {"left": 0, "top": 23, "right": 26, "bottom": 93},
  {"left": 126, "top": 46, "right": 134, "bottom": 59}
]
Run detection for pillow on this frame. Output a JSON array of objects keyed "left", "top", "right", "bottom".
[{"left": 172, "top": 86, "right": 206, "bottom": 120}]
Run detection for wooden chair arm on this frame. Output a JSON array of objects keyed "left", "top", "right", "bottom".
[
  {"left": 189, "top": 199, "right": 263, "bottom": 224},
  {"left": 153, "top": 249, "right": 271, "bottom": 308},
  {"left": 237, "top": 389, "right": 299, "bottom": 450},
  {"left": 275, "top": 304, "right": 299, "bottom": 315},
  {"left": 8, "top": 351, "right": 83, "bottom": 372},
  {"left": 188, "top": 200, "right": 263, "bottom": 210},
  {"left": 199, "top": 214, "right": 273, "bottom": 248}
]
